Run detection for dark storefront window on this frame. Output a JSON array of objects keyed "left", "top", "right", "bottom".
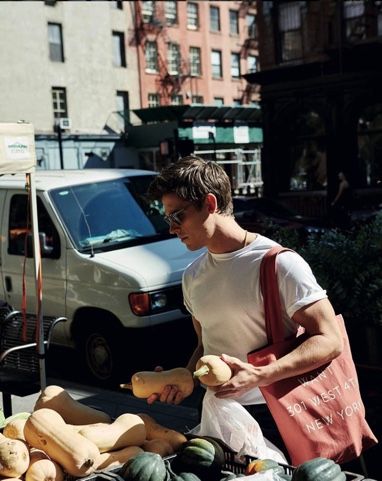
[
  {"left": 289, "top": 110, "right": 327, "bottom": 191},
  {"left": 358, "top": 104, "right": 382, "bottom": 187}
]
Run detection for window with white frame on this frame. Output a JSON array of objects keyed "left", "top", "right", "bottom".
[
  {"left": 148, "top": 93, "right": 160, "bottom": 107},
  {"left": 343, "top": 0, "right": 366, "bottom": 40},
  {"left": 48, "top": 23, "right": 64, "bottom": 62},
  {"left": 142, "top": 0, "right": 155, "bottom": 23},
  {"left": 168, "top": 42, "right": 180, "bottom": 74},
  {"left": 145, "top": 41, "right": 158, "bottom": 72},
  {"left": 112, "top": 31, "right": 126, "bottom": 67},
  {"left": 210, "top": 6, "right": 220, "bottom": 32},
  {"left": 278, "top": 1, "right": 304, "bottom": 61},
  {"left": 165, "top": 1, "right": 177, "bottom": 25},
  {"left": 247, "top": 55, "right": 257, "bottom": 73},
  {"left": 246, "top": 14, "right": 256, "bottom": 38},
  {"left": 229, "top": 10, "right": 239, "bottom": 35},
  {"left": 191, "top": 95, "right": 203, "bottom": 104},
  {"left": 231, "top": 53, "right": 241, "bottom": 78},
  {"left": 211, "top": 50, "right": 222, "bottom": 78},
  {"left": 52, "top": 87, "right": 67, "bottom": 119},
  {"left": 189, "top": 46, "right": 201, "bottom": 76},
  {"left": 171, "top": 94, "right": 183, "bottom": 105},
  {"left": 187, "top": 2, "right": 199, "bottom": 29}
]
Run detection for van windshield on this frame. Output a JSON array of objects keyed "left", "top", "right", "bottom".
[{"left": 49, "top": 175, "right": 171, "bottom": 253}]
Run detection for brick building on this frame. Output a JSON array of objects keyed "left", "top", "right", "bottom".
[{"left": 245, "top": 0, "right": 382, "bottom": 216}]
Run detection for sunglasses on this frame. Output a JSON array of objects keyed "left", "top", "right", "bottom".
[{"left": 163, "top": 204, "right": 191, "bottom": 226}]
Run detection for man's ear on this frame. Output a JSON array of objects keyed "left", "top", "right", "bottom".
[{"left": 205, "top": 193, "right": 218, "bottom": 213}]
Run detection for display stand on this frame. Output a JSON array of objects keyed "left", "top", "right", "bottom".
[{"left": 0, "top": 121, "right": 46, "bottom": 389}]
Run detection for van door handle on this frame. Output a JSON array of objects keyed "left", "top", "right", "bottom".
[{"left": 5, "top": 276, "right": 12, "bottom": 292}]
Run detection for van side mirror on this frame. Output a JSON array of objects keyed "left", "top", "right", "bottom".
[{"left": 26, "top": 232, "right": 54, "bottom": 257}]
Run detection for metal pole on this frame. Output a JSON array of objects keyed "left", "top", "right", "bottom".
[
  {"left": 27, "top": 172, "right": 46, "bottom": 390},
  {"left": 57, "top": 124, "right": 64, "bottom": 169}
]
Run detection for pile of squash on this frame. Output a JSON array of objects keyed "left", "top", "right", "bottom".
[
  {"left": 0, "top": 384, "right": 232, "bottom": 481},
  {"left": 0, "top": 382, "right": 348, "bottom": 481}
]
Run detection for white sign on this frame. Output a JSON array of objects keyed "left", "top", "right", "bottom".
[
  {"left": 192, "top": 125, "right": 216, "bottom": 140},
  {"left": 0, "top": 122, "right": 36, "bottom": 173},
  {"left": 234, "top": 125, "right": 249, "bottom": 144}
]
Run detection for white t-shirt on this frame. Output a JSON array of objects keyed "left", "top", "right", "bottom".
[{"left": 182, "top": 234, "right": 327, "bottom": 405}]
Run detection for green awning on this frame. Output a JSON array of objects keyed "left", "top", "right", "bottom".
[{"left": 133, "top": 105, "right": 262, "bottom": 125}]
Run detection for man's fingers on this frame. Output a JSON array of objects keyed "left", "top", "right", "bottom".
[{"left": 146, "top": 393, "right": 159, "bottom": 405}]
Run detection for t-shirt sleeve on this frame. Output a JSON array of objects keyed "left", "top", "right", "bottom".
[
  {"left": 182, "top": 269, "right": 194, "bottom": 316},
  {"left": 276, "top": 251, "right": 327, "bottom": 318}
]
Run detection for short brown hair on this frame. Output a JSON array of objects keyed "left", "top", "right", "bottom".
[{"left": 148, "top": 156, "right": 233, "bottom": 215}]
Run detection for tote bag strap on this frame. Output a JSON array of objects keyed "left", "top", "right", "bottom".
[{"left": 260, "top": 245, "right": 294, "bottom": 343}]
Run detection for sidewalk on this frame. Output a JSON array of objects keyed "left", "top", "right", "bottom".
[{"left": 1, "top": 376, "right": 201, "bottom": 433}]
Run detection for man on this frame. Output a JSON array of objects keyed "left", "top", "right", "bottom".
[{"left": 147, "top": 155, "right": 343, "bottom": 451}]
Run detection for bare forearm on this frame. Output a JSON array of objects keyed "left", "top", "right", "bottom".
[
  {"left": 257, "top": 333, "right": 342, "bottom": 386},
  {"left": 186, "top": 343, "right": 204, "bottom": 374}
]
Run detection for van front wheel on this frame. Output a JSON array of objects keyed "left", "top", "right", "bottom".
[{"left": 78, "top": 321, "right": 124, "bottom": 386}]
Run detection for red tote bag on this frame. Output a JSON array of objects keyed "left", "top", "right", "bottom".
[{"left": 247, "top": 246, "right": 377, "bottom": 466}]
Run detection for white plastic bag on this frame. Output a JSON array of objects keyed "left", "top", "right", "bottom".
[{"left": 189, "top": 389, "right": 287, "bottom": 464}]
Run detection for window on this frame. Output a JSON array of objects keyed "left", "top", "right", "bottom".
[
  {"left": 148, "top": 93, "right": 160, "bottom": 107},
  {"left": 246, "top": 14, "right": 256, "bottom": 38},
  {"left": 52, "top": 87, "right": 67, "bottom": 119},
  {"left": 278, "top": 2, "right": 304, "bottom": 61},
  {"left": 231, "top": 53, "right": 241, "bottom": 78},
  {"left": 189, "top": 46, "right": 201, "bottom": 76},
  {"left": 214, "top": 97, "right": 224, "bottom": 106},
  {"left": 145, "top": 41, "right": 158, "bottom": 72},
  {"left": 110, "top": 1, "right": 123, "bottom": 9},
  {"left": 343, "top": 0, "right": 366, "bottom": 41},
  {"left": 168, "top": 42, "right": 180, "bottom": 74},
  {"left": 8, "top": 195, "right": 60, "bottom": 259},
  {"left": 142, "top": 1, "right": 155, "bottom": 23},
  {"left": 48, "top": 23, "right": 64, "bottom": 62},
  {"left": 112, "top": 31, "right": 126, "bottom": 67},
  {"left": 247, "top": 55, "right": 257, "bottom": 73},
  {"left": 210, "top": 6, "right": 220, "bottom": 32},
  {"left": 116, "top": 91, "right": 130, "bottom": 130},
  {"left": 211, "top": 50, "right": 222, "bottom": 78},
  {"left": 229, "top": 10, "right": 239, "bottom": 35},
  {"left": 165, "top": 1, "right": 177, "bottom": 25},
  {"left": 233, "top": 99, "right": 242, "bottom": 106},
  {"left": 187, "top": 2, "right": 199, "bottom": 29},
  {"left": 191, "top": 95, "right": 203, "bottom": 104},
  {"left": 171, "top": 94, "right": 183, "bottom": 105}
]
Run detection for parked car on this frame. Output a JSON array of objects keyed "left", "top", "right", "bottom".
[
  {"left": 233, "top": 196, "right": 329, "bottom": 240},
  {"left": 0, "top": 169, "right": 203, "bottom": 384}
]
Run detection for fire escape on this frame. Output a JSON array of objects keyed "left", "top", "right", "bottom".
[
  {"left": 132, "top": 1, "right": 189, "bottom": 103},
  {"left": 238, "top": 0, "right": 260, "bottom": 105}
]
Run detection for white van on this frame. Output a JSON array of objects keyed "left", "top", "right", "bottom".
[{"left": 0, "top": 169, "right": 202, "bottom": 383}]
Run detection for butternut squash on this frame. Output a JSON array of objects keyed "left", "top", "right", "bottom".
[
  {"left": 25, "top": 448, "right": 64, "bottom": 481},
  {"left": 120, "top": 368, "right": 194, "bottom": 399},
  {"left": 0, "top": 438, "right": 30, "bottom": 478},
  {"left": 34, "top": 385, "right": 111, "bottom": 425},
  {"left": 95, "top": 446, "right": 143, "bottom": 470},
  {"left": 141, "top": 439, "right": 174, "bottom": 457},
  {"left": 3, "top": 417, "right": 28, "bottom": 441},
  {"left": 137, "top": 413, "right": 187, "bottom": 451},
  {"left": 193, "top": 355, "right": 232, "bottom": 386},
  {"left": 24, "top": 408, "right": 100, "bottom": 477},
  {"left": 78, "top": 413, "right": 146, "bottom": 453}
]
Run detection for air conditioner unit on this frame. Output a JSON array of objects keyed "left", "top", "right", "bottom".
[{"left": 59, "top": 118, "right": 71, "bottom": 130}]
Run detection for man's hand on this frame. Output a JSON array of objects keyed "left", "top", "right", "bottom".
[
  {"left": 213, "top": 354, "right": 264, "bottom": 399},
  {"left": 146, "top": 366, "right": 191, "bottom": 405}
]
